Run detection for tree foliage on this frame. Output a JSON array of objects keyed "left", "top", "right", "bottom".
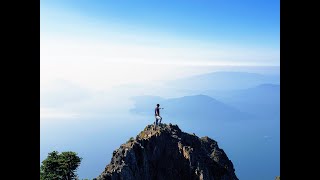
[{"left": 40, "top": 151, "right": 82, "bottom": 180}]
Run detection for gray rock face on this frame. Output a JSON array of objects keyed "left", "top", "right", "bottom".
[{"left": 96, "top": 123, "right": 238, "bottom": 180}]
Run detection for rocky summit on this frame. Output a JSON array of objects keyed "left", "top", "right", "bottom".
[{"left": 96, "top": 123, "right": 238, "bottom": 180}]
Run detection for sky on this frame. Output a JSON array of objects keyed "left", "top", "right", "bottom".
[
  {"left": 40, "top": 0, "right": 280, "bottom": 125},
  {"left": 41, "top": 0, "right": 280, "bottom": 90}
]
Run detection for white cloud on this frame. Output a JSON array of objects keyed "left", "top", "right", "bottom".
[
  {"left": 41, "top": 33, "right": 279, "bottom": 91},
  {"left": 40, "top": 4, "right": 279, "bottom": 92}
]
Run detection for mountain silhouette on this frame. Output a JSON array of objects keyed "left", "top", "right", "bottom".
[
  {"left": 165, "top": 71, "right": 279, "bottom": 91},
  {"left": 131, "top": 95, "right": 251, "bottom": 122},
  {"left": 203, "top": 83, "right": 280, "bottom": 119}
]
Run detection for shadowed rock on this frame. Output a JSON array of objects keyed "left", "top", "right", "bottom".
[{"left": 96, "top": 123, "right": 238, "bottom": 180}]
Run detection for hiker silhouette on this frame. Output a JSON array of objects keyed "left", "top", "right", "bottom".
[{"left": 154, "top": 104, "right": 163, "bottom": 127}]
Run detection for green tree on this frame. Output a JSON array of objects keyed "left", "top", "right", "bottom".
[{"left": 40, "top": 151, "right": 82, "bottom": 180}]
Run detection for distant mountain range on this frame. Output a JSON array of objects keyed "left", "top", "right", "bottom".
[
  {"left": 130, "top": 94, "right": 252, "bottom": 123},
  {"left": 130, "top": 83, "right": 280, "bottom": 122},
  {"left": 128, "top": 71, "right": 279, "bottom": 126},
  {"left": 165, "top": 71, "right": 280, "bottom": 91},
  {"left": 202, "top": 83, "right": 280, "bottom": 120}
]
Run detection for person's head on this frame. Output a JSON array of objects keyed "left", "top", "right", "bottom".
[{"left": 156, "top": 104, "right": 160, "bottom": 107}]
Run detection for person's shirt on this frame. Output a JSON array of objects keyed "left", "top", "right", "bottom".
[{"left": 155, "top": 107, "right": 160, "bottom": 116}]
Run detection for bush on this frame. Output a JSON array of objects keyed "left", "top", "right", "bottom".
[{"left": 40, "top": 151, "right": 82, "bottom": 180}]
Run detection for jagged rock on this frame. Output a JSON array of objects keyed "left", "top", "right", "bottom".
[{"left": 96, "top": 123, "right": 238, "bottom": 180}]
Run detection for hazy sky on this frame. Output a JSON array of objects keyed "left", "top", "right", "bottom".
[{"left": 40, "top": 0, "right": 279, "bottom": 118}]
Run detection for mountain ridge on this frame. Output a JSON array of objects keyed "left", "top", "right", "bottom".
[
  {"left": 165, "top": 71, "right": 280, "bottom": 91},
  {"left": 130, "top": 94, "right": 252, "bottom": 122}
]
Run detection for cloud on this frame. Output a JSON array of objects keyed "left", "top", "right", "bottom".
[
  {"left": 41, "top": 33, "right": 279, "bottom": 91},
  {"left": 41, "top": 6, "right": 279, "bottom": 92},
  {"left": 41, "top": 33, "right": 279, "bottom": 65}
]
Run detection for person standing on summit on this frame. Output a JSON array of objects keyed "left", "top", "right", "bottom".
[{"left": 154, "top": 104, "right": 162, "bottom": 127}]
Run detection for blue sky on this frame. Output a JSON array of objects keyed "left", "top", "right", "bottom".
[{"left": 41, "top": 0, "right": 279, "bottom": 48}]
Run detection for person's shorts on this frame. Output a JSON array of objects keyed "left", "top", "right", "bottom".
[{"left": 155, "top": 116, "right": 162, "bottom": 120}]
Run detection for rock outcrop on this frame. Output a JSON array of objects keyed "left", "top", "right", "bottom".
[{"left": 96, "top": 123, "right": 238, "bottom": 180}]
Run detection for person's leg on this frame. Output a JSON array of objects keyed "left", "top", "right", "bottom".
[
  {"left": 156, "top": 116, "right": 160, "bottom": 125},
  {"left": 155, "top": 116, "right": 161, "bottom": 129},
  {"left": 154, "top": 117, "right": 157, "bottom": 130}
]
